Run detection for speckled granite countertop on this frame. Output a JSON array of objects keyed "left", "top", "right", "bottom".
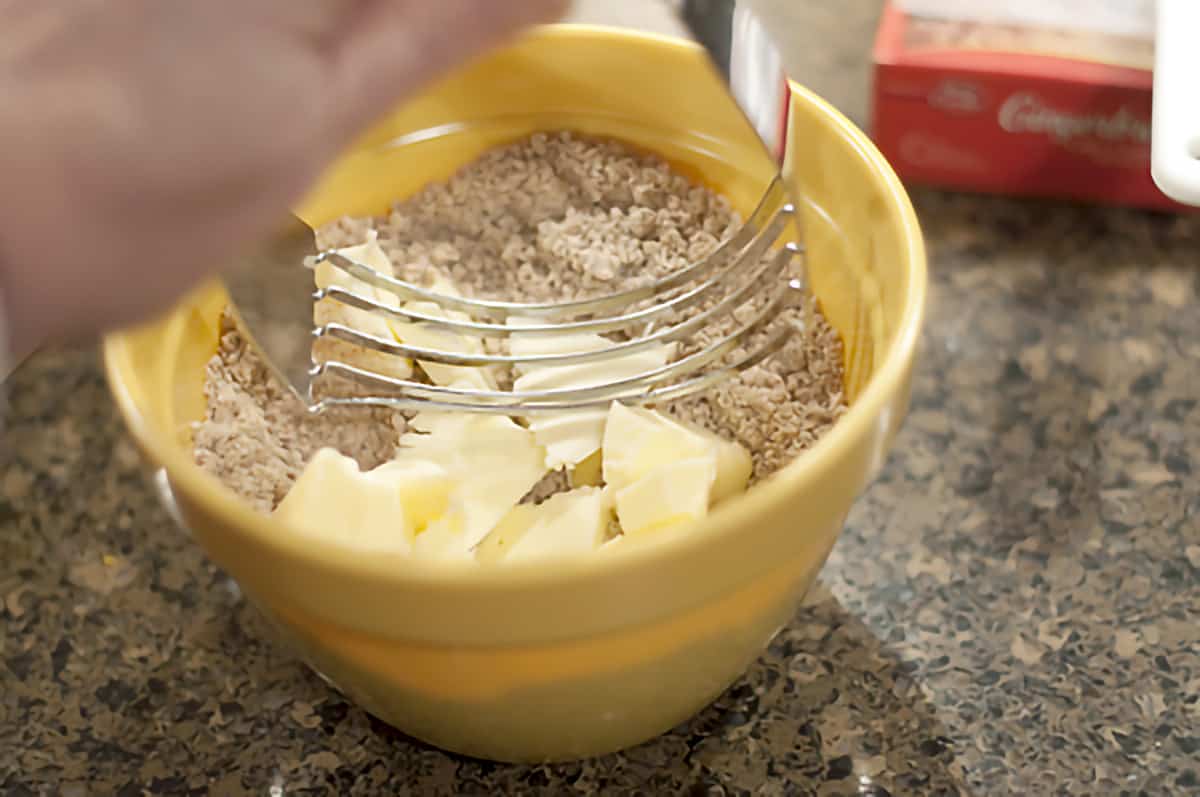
[{"left": 3, "top": 2, "right": 1200, "bottom": 795}]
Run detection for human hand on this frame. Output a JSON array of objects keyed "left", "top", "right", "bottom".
[{"left": 0, "top": 0, "right": 567, "bottom": 361}]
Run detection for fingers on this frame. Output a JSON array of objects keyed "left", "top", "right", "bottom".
[
  {"left": 328, "top": 0, "right": 569, "bottom": 141},
  {"left": 253, "top": 0, "right": 370, "bottom": 43}
]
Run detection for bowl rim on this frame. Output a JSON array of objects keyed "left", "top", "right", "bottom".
[{"left": 102, "top": 24, "right": 927, "bottom": 592}]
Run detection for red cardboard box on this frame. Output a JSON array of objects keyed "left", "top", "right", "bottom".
[{"left": 871, "top": 1, "right": 1187, "bottom": 211}]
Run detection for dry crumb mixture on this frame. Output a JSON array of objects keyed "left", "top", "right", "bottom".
[
  {"left": 193, "top": 317, "right": 406, "bottom": 513},
  {"left": 195, "top": 132, "right": 847, "bottom": 507}
]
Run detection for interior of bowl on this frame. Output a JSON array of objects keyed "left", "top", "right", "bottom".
[
  {"left": 102, "top": 25, "right": 925, "bottom": 624},
  {"left": 167, "top": 110, "right": 788, "bottom": 433}
]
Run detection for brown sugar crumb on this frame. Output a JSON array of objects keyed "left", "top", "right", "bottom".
[
  {"left": 195, "top": 132, "right": 847, "bottom": 507},
  {"left": 670, "top": 297, "right": 847, "bottom": 477},
  {"left": 316, "top": 133, "right": 741, "bottom": 303}
]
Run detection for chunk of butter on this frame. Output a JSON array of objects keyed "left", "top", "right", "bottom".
[
  {"left": 472, "top": 503, "right": 539, "bottom": 565},
  {"left": 602, "top": 402, "right": 752, "bottom": 503},
  {"left": 602, "top": 402, "right": 753, "bottom": 537},
  {"left": 371, "top": 458, "right": 455, "bottom": 533},
  {"left": 400, "top": 410, "right": 547, "bottom": 559},
  {"left": 612, "top": 457, "right": 715, "bottom": 537},
  {"left": 666, "top": 415, "right": 755, "bottom": 505},
  {"left": 274, "top": 448, "right": 452, "bottom": 553},
  {"left": 388, "top": 275, "right": 497, "bottom": 391},
  {"left": 313, "top": 233, "right": 397, "bottom": 340},
  {"left": 313, "top": 233, "right": 414, "bottom": 381},
  {"left": 509, "top": 319, "right": 675, "bottom": 470},
  {"left": 601, "top": 402, "right": 706, "bottom": 489},
  {"left": 475, "top": 486, "right": 613, "bottom": 564}
]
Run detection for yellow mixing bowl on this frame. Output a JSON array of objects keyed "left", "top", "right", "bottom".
[{"left": 102, "top": 26, "right": 925, "bottom": 762}]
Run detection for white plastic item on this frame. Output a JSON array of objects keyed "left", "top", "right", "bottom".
[
  {"left": 895, "top": 0, "right": 1154, "bottom": 41},
  {"left": 1151, "top": 0, "right": 1200, "bottom": 207}
]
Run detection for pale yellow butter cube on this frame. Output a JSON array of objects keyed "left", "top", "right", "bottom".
[
  {"left": 669, "top": 416, "right": 754, "bottom": 504},
  {"left": 501, "top": 487, "right": 614, "bottom": 563},
  {"left": 371, "top": 458, "right": 454, "bottom": 533},
  {"left": 313, "top": 234, "right": 413, "bottom": 381},
  {"left": 510, "top": 321, "right": 674, "bottom": 470},
  {"left": 612, "top": 457, "right": 716, "bottom": 537},
  {"left": 389, "top": 276, "right": 498, "bottom": 391},
  {"left": 602, "top": 402, "right": 752, "bottom": 504},
  {"left": 274, "top": 448, "right": 418, "bottom": 553},
  {"left": 400, "top": 412, "right": 547, "bottom": 558},
  {"left": 601, "top": 402, "right": 709, "bottom": 490},
  {"left": 473, "top": 504, "right": 540, "bottom": 565}
]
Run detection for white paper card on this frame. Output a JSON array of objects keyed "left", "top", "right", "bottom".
[{"left": 895, "top": 0, "right": 1154, "bottom": 42}]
